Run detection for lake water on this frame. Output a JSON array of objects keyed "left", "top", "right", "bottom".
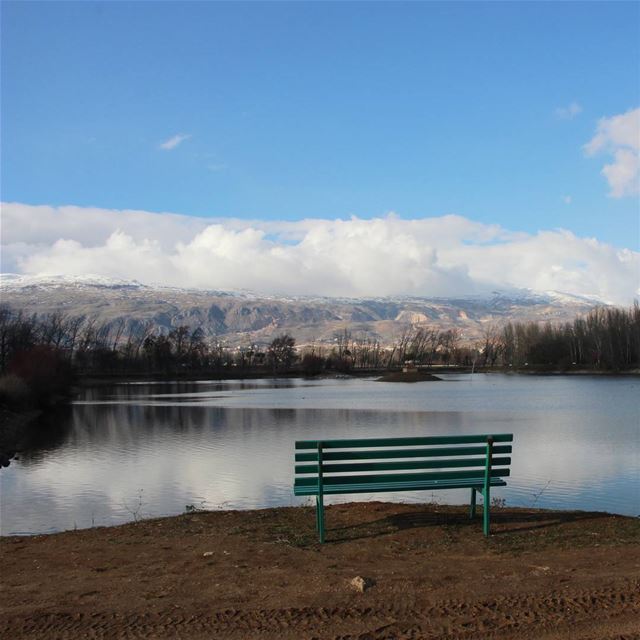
[{"left": 1, "top": 374, "right": 638, "bottom": 535}]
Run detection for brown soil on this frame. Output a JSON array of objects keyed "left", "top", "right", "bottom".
[{"left": 1, "top": 502, "right": 639, "bottom": 640}]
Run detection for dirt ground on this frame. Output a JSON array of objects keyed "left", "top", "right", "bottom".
[{"left": 1, "top": 501, "right": 639, "bottom": 640}]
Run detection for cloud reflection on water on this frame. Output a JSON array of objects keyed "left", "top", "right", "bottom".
[{"left": 1, "top": 375, "right": 638, "bottom": 534}]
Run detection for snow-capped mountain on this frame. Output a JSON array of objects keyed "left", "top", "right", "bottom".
[{"left": 0, "top": 274, "right": 608, "bottom": 346}]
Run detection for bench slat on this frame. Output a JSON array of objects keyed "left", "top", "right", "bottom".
[
  {"left": 295, "top": 444, "right": 512, "bottom": 462},
  {"left": 295, "top": 434, "right": 513, "bottom": 450},
  {"left": 294, "top": 477, "right": 507, "bottom": 496},
  {"left": 295, "top": 456, "right": 511, "bottom": 475},
  {"left": 295, "top": 433, "right": 513, "bottom": 540},
  {"left": 295, "top": 468, "right": 509, "bottom": 487}
]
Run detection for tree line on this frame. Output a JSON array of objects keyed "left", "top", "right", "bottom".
[
  {"left": 1, "top": 303, "right": 638, "bottom": 407},
  {"left": 499, "top": 304, "right": 640, "bottom": 370},
  {"left": 0, "top": 308, "right": 475, "bottom": 379},
  {"left": 0, "top": 308, "right": 289, "bottom": 378}
]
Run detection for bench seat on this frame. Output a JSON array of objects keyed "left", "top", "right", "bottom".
[
  {"left": 294, "top": 476, "right": 507, "bottom": 496},
  {"left": 294, "top": 433, "right": 513, "bottom": 542}
]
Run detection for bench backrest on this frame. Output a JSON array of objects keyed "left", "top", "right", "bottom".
[{"left": 295, "top": 434, "right": 513, "bottom": 490}]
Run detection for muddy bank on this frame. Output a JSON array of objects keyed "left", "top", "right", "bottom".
[{"left": 1, "top": 501, "right": 638, "bottom": 639}]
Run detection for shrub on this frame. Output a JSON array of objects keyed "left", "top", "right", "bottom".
[
  {"left": 301, "top": 353, "right": 325, "bottom": 375},
  {"left": 0, "top": 373, "right": 33, "bottom": 410},
  {"left": 8, "top": 346, "right": 73, "bottom": 407}
]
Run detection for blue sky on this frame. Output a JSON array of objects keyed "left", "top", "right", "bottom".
[{"left": 1, "top": 2, "right": 639, "bottom": 301}]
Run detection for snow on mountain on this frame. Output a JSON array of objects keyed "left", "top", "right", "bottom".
[
  {"left": 0, "top": 273, "right": 146, "bottom": 290},
  {"left": 0, "top": 273, "right": 608, "bottom": 346}
]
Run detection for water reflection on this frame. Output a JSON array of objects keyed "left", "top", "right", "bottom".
[
  {"left": 1, "top": 375, "right": 638, "bottom": 535},
  {"left": 6, "top": 406, "right": 75, "bottom": 465},
  {"left": 77, "top": 379, "right": 319, "bottom": 404}
]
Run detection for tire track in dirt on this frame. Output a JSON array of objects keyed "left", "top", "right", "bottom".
[{"left": 2, "top": 580, "right": 638, "bottom": 639}]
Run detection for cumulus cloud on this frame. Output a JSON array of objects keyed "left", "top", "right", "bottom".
[
  {"left": 555, "top": 102, "right": 582, "bottom": 119},
  {"left": 1, "top": 203, "right": 638, "bottom": 304},
  {"left": 158, "top": 133, "right": 191, "bottom": 150},
  {"left": 585, "top": 108, "right": 640, "bottom": 198}
]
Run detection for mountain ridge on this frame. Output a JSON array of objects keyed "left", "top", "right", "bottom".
[{"left": 0, "top": 273, "right": 608, "bottom": 346}]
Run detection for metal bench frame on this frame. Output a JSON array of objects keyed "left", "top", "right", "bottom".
[{"left": 294, "top": 434, "right": 513, "bottom": 542}]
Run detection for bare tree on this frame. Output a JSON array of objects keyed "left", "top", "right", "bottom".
[{"left": 268, "top": 334, "right": 296, "bottom": 372}]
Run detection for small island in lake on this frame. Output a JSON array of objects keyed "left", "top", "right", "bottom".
[{"left": 377, "top": 364, "right": 442, "bottom": 383}]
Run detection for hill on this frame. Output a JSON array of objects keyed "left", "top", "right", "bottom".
[{"left": 0, "top": 274, "right": 604, "bottom": 347}]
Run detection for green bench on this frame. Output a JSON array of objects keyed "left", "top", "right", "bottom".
[{"left": 294, "top": 433, "right": 513, "bottom": 542}]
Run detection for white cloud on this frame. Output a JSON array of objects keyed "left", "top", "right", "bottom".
[
  {"left": 158, "top": 133, "right": 191, "bottom": 150},
  {"left": 600, "top": 149, "right": 640, "bottom": 198},
  {"left": 584, "top": 108, "right": 640, "bottom": 198},
  {"left": 1, "top": 203, "right": 638, "bottom": 304},
  {"left": 555, "top": 102, "right": 582, "bottom": 119}
]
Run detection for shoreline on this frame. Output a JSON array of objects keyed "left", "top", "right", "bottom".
[
  {"left": 76, "top": 366, "right": 640, "bottom": 386},
  {"left": 2, "top": 502, "right": 638, "bottom": 638},
  {"left": 0, "top": 408, "right": 41, "bottom": 467}
]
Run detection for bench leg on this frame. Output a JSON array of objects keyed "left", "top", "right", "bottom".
[
  {"left": 316, "top": 494, "right": 325, "bottom": 543},
  {"left": 469, "top": 488, "right": 477, "bottom": 519},
  {"left": 483, "top": 487, "right": 490, "bottom": 536}
]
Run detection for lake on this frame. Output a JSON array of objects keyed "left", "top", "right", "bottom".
[{"left": 1, "top": 374, "right": 638, "bottom": 535}]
